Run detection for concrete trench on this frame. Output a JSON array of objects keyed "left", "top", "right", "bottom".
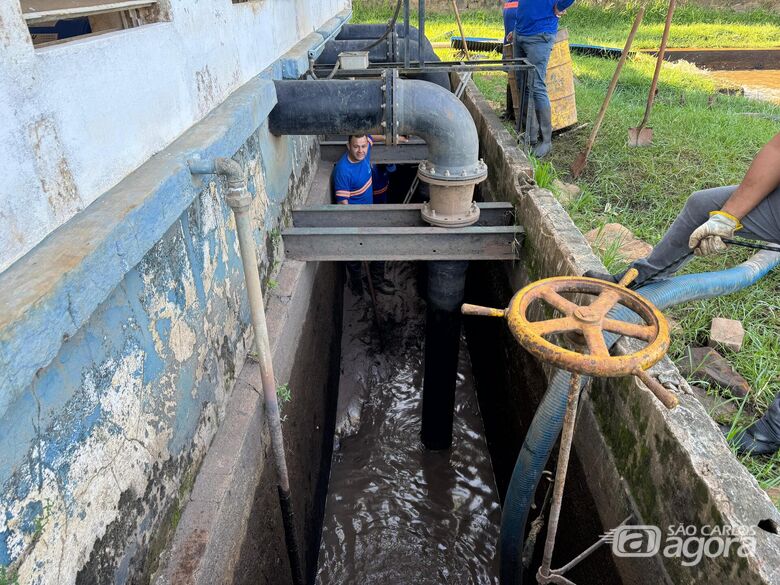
[{"left": 157, "top": 79, "right": 780, "bottom": 584}]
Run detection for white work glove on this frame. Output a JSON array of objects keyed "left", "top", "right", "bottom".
[{"left": 688, "top": 211, "right": 742, "bottom": 256}]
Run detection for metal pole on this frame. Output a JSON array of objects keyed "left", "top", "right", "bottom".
[
  {"left": 421, "top": 260, "right": 468, "bottom": 450},
  {"left": 403, "top": 0, "right": 411, "bottom": 68},
  {"left": 188, "top": 158, "right": 305, "bottom": 585},
  {"left": 418, "top": 0, "right": 426, "bottom": 66},
  {"left": 537, "top": 372, "right": 581, "bottom": 584}
]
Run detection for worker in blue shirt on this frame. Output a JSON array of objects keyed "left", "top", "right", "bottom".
[
  {"left": 333, "top": 135, "right": 394, "bottom": 296},
  {"left": 509, "top": 0, "right": 575, "bottom": 157}
]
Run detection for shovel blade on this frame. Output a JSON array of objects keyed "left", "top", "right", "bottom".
[
  {"left": 628, "top": 126, "right": 653, "bottom": 146},
  {"left": 570, "top": 151, "right": 588, "bottom": 178}
]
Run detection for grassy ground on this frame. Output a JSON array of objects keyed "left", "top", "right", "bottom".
[
  {"left": 354, "top": 0, "right": 780, "bottom": 48},
  {"left": 353, "top": 2, "right": 780, "bottom": 496}
]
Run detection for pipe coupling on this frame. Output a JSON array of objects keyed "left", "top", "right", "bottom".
[
  {"left": 418, "top": 159, "right": 487, "bottom": 228},
  {"left": 417, "top": 158, "right": 488, "bottom": 185},
  {"left": 214, "top": 158, "right": 251, "bottom": 210}
]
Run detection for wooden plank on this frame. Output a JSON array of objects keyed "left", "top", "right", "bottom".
[
  {"left": 22, "top": 1, "right": 156, "bottom": 24},
  {"left": 281, "top": 225, "right": 524, "bottom": 261},
  {"left": 292, "top": 202, "right": 515, "bottom": 228}
]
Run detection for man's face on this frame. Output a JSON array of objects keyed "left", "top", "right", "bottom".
[{"left": 348, "top": 136, "right": 369, "bottom": 162}]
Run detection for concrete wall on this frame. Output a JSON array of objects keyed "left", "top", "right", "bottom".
[
  {"left": 0, "top": 8, "right": 351, "bottom": 584},
  {"left": 0, "top": 0, "right": 347, "bottom": 273},
  {"left": 460, "top": 78, "right": 780, "bottom": 583}
]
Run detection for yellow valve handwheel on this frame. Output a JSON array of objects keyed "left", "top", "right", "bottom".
[
  {"left": 505, "top": 275, "right": 669, "bottom": 377},
  {"left": 462, "top": 270, "right": 676, "bottom": 408}
]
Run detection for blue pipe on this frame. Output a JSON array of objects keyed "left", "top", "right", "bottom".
[{"left": 499, "top": 250, "right": 780, "bottom": 585}]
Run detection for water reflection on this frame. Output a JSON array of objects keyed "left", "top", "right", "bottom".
[{"left": 317, "top": 263, "right": 501, "bottom": 585}]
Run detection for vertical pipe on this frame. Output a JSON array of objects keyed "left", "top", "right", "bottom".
[
  {"left": 403, "top": 0, "right": 411, "bottom": 68},
  {"left": 421, "top": 260, "right": 469, "bottom": 450},
  {"left": 189, "top": 158, "right": 305, "bottom": 585},
  {"left": 418, "top": 0, "right": 426, "bottom": 66}
]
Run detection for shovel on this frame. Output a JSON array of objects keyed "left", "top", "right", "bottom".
[
  {"left": 628, "top": 0, "right": 676, "bottom": 147},
  {"left": 571, "top": 7, "right": 645, "bottom": 178}
]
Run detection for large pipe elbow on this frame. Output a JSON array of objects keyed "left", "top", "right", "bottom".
[
  {"left": 268, "top": 77, "right": 482, "bottom": 177},
  {"left": 268, "top": 76, "right": 484, "bottom": 226},
  {"left": 397, "top": 78, "right": 483, "bottom": 176}
]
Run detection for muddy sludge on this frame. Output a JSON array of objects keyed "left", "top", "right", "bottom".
[{"left": 316, "top": 261, "right": 501, "bottom": 584}]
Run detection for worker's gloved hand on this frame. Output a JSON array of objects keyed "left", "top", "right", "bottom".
[{"left": 688, "top": 211, "right": 742, "bottom": 256}]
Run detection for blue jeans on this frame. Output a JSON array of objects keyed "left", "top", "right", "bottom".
[
  {"left": 513, "top": 33, "right": 556, "bottom": 111},
  {"left": 631, "top": 184, "right": 780, "bottom": 285}
]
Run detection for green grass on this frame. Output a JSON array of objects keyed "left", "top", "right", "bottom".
[
  {"left": 0, "top": 567, "right": 18, "bottom": 585},
  {"left": 354, "top": 0, "right": 780, "bottom": 48},
  {"left": 540, "top": 53, "right": 780, "bottom": 492},
  {"left": 354, "top": 0, "right": 780, "bottom": 495}
]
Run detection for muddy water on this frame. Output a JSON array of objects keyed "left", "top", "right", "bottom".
[
  {"left": 709, "top": 69, "right": 780, "bottom": 104},
  {"left": 316, "top": 262, "right": 501, "bottom": 584}
]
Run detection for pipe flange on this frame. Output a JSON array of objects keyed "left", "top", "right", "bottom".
[
  {"left": 387, "top": 31, "right": 397, "bottom": 62},
  {"left": 421, "top": 200, "right": 481, "bottom": 227},
  {"left": 381, "top": 68, "right": 400, "bottom": 145},
  {"left": 417, "top": 158, "right": 488, "bottom": 186}
]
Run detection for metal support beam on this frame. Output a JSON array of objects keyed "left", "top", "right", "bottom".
[
  {"left": 282, "top": 225, "right": 523, "bottom": 261},
  {"left": 320, "top": 140, "right": 429, "bottom": 164},
  {"left": 292, "top": 202, "right": 514, "bottom": 227}
]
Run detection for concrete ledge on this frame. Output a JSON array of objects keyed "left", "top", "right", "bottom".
[
  {"left": 0, "top": 29, "right": 336, "bottom": 420},
  {"left": 461, "top": 78, "right": 780, "bottom": 583}
]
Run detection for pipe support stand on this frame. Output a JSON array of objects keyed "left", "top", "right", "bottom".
[{"left": 538, "top": 372, "right": 582, "bottom": 583}]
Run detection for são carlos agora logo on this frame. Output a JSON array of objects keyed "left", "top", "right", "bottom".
[{"left": 602, "top": 524, "right": 756, "bottom": 567}]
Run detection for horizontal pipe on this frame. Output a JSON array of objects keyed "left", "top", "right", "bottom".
[
  {"left": 317, "top": 35, "right": 450, "bottom": 90},
  {"left": 336, "top": 23, "right": 421, "bottom": 41},
  {"left": 268, "top": 79, "right": 385, "bottom": 136},
  {"left": 316, "top": 38, "right": 400, "bottom": 65},
  {"left": 307, "top": 9, "right": 353, "bottom": 59},
  {"left": 269, "top": 77, "right": 479, "bottom": 177}
]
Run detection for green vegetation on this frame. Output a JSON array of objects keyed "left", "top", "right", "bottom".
[
  {"left": 0, "top": 567, "right": 19, "bottom": 585},
  {"left": 276, "top": 383, "right": 292, "bottom": 404},
  {"left": 354, "top": 1, "right": 780, "bottom": 494},
  {"left": 32, "top": 499, "right": 53, "bottom": 540},
  {"left": 530, "top": 156, "right": 556, "bottom": 190},
  {"left": 355, "top": 0, "right": 780, "bottom": 48}
]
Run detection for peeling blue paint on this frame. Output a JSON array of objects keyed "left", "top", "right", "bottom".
[
  {"left": 19, "top": 501, "right": 43, "bottom": 535},
  {"left": 0, "top": 530, "right": 11, "bottom": 565},
  {"left": 0, "top": 26, "right": 326, "bottom": 582}
]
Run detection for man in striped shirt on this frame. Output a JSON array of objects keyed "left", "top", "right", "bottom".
[
  {"left": 334, "top": 134, "right": 374, "bottom": 205},
  {"left": 333, "top": 134, "right": 394, "bottom": 295}
]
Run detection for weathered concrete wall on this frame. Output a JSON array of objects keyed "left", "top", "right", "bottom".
[
  {"left": 0, "top": 0, "right": 348, "bottom": 273},
  {"left": 0, "top": 14, "right": 351, "bottom": 583},
  {"left": 461, "top": 78, "right": 780, "bottom": 583},
  {"left": 153, "top": 163, "right": 342, "bottom": 585}
]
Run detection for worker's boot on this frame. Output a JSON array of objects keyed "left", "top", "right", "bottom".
[
  {"left": 533, "top": 106, "right": 553, "bottom": 157},
  {"left": 527, "top": 107, "right": 539, "bottom": 147},
  {"left": 729, "top": 392, "right": 780, "bottom": 456}
]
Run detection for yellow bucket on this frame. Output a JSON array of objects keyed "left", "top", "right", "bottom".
[{"left": 547, "top": 28, "right": 577, "bottom": 131}]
